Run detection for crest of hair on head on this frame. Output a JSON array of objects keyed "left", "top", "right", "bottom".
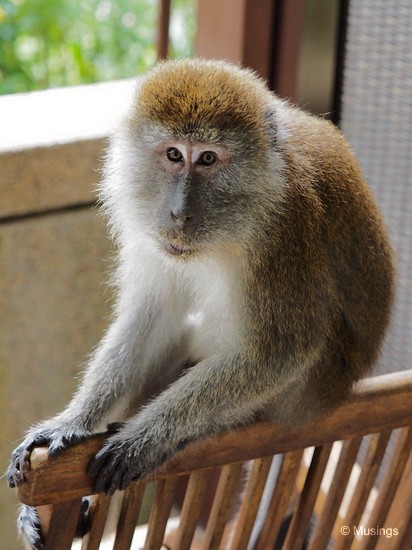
[{"left": 133, "top": 58, "right": 272, "bottom": 147}]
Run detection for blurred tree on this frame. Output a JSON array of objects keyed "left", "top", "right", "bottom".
[{"left": 0, "top": 0, "right": 196, "bottom": 94}]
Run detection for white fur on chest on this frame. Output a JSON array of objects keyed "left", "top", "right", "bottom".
[
  {"left": 182, "top": 254, "right": 244, "bottom": 361},
  {"left": 123, "top": 243, "right": 245, "bottom": 369}
]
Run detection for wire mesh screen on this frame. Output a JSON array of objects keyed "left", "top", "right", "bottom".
[{"left": 340, "top": 0, "right": 412, "bottom": 375}]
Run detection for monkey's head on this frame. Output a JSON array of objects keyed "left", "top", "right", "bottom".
[{"left": 103, "top": 59, "right": 285, "bottom": 258}]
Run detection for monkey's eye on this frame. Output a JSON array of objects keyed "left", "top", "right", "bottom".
[
  {"left": 198, "top": 151, "right": 217, "bottom": 166},
  {"left": 166, "top": 147, "right": 184, "bottom": 163}
]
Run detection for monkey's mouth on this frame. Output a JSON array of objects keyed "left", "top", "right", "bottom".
[{"left": 163, "top": 241, "right": 193, "bottom": 257}]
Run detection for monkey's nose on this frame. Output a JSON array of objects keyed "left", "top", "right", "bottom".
[{"left": 170, "top": 210, "right": 197, "bottom": 233}]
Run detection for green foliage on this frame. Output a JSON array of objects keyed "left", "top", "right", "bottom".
[{"left": 0, "top": 0, "right": 196, "bottom": 94}]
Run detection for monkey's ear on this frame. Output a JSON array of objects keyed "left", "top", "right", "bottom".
[{"left": 263, "top": 108, "right": 278, "bottom": 148}]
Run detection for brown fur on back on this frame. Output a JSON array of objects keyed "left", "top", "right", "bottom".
[{"left": 244, "top": 106, "right": 394, "bottom": 421}]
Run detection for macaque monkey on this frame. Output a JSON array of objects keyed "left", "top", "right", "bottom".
[{"left": 8, "top": 59, "right": 394, "bottom": 548}]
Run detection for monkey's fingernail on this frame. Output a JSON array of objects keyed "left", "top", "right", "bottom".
[
  {"left": 19, "top": 450, "right": 31, "bottom": 473},
  {"left": 94, "top": 475, "right": 109, "bottom": 494},
  {"left": 48, "top": 448, "right": 61, "bottom": 459},
  {"left": 87, "top": 457, "right": 102, "bottom": 477},
  {"left": 107, "top": 422, "right": 125, "bottom": 433},
  {"left": 14, "top": 470, "right": 24, "bottom": 486},
  {"left": 107, "top": 484, "right": 117, "bottom": 496},
  {"left": 7, "top": 476, "right": 16, "bottom": 488},
  {"left": 32, "top": 435, "right": 48, "bottom": 447}
]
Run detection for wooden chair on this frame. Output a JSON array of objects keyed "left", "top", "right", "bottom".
[{"left": 15, "top": 371, "right": 412, "bottom": 550}]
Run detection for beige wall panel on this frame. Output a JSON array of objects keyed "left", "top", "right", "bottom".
[
  {"left": 0, "top": 208, "right": 114, "bottom": 548},
  {"left": 0, "top": 139, "right": 104, "bottom": 218}
]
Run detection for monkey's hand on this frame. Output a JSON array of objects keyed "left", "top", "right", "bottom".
[
  {"left": 7, "top": 419, "right": 91, "bottom": 488},
  {"left": 87, "top": 422, "right": 173, "bottom": 495},
  {"left": 88, "top": 353, "right": 272, "bottom": 495}
]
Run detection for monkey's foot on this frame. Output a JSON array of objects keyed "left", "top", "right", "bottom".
[{"left": 8, "top": 423, "right": 90, "bottom": 488}]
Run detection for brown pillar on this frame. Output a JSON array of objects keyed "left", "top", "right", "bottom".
[
  {"left": 271, "top": 0, "right": 305, "bottom": 101},
  {"left": 195, "top": 0, "right": 305, "bottom": 102},
  {"left": 195, "top": 0, "right": 275, "bottom": 82},
  {"left": 157, "top": 0, "right": 172, "bottom": 60}
]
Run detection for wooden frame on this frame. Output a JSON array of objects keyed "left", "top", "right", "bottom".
[{"left": 14, "top": 371, "right": 412, "bottom": 549}]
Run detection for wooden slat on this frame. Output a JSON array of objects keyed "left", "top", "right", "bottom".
[
  {"left": 334, "top": 430, "right": 392, "bottom": 550},
  {"left": 376, "top": 451, "right": 412, "bottom": 550},
  {"left": 17, "top": 371, "right": 412, "bottom": 507},
  {"left": 173, "top": 470, "right": 209, "bottom": 550},
  {"left": 83, "top": 494, "right": 111, "bottom": 550},
  {"left": 36, "top": 504, "right": 52, "bottom": 540},
  {"left": 256, "top": 450, "right": 303, "bottom": 549},
  {"left": 229, "top": 456, "right": 273, "bottom": 550},
  {"left": 283, "top": 443, "right": 334, "bottom": 550},
  {"left": 44, "top": 499, "right": 82, "bottom": 550},
  {"left": 113, "top": 482, "right": 146, "bottom": 550},
  {"left": 156, "top": 0, "right": 171, "bottom": 59},
  {"left": 143, "top": 478, "right": 178, "bottom": 550},
  {"left": 398, "top": 515, "right": 412, "bottom": 550},
  {"left": 0, "top": 139, "right": 103, "bottom": 219},
  {"left": 359, "top": 427, "right": 412, "bottom": 550},
  {"left": 202, "top": 462, "right": 244, "bottom": 549},
  {"left": 308, "top": 437, "right": 362, "bottom": 549}
]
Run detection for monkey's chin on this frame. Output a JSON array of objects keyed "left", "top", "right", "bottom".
[{"left": 163, "top": 242, "right": 194, "bottom": 257}]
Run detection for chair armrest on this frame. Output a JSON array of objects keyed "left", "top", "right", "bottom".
[{"left": 16, "top": 370, "right": 412, "bottom": 507}]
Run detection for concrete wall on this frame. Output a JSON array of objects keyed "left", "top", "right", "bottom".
[{"left": 0, "top": 138, "right": 114, "bottom": 548}]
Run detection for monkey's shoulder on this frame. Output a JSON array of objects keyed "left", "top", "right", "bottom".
[{"left": 273, "top": 103, "right": 365, "bottom": 195}]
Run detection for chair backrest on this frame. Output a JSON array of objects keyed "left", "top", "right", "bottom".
[{"left": 15, "top": 370, "right": 412, "bottom": 550}]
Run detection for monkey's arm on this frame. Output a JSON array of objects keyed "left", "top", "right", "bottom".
[
  {"left": 7, "top": 288, "right": 182, "bottom": 488},
  {"left": 88, "top": 352, "right": 277, "bottom": 494},
  {"left": 6, "top": 320, "right": 133, "bottom": 488}
]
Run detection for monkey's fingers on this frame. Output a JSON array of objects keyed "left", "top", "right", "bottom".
[
  {"left": 7, "top": 436, "right": 47, "bottom": 488},
  {"left": 88, "top": 443, "right": 140, "bottom": 495},
  {"left": 88, "top": 444, "right": 120, "bottom": 494},
  {"left": 8, "top": 428, "right": 89, "bottom": 488},
  {"left": 7, "top": 467, "right": 22, "bottom": 488},
  {"left": 47, "top": 432, "right": 89, "bottom": 459},
  {"left": 87, "top": 445, "right": 110, "bottom": 478}
]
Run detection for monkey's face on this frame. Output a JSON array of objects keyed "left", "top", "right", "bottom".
[
  {"left": 102, "top": 59, "right": 286, "bottom": 256},
  {"left": 152, "top": 140, "right": 228, "bottom": 257},
  {"left": 128, "top": 127, "right": 269, "bottom": 259}
]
